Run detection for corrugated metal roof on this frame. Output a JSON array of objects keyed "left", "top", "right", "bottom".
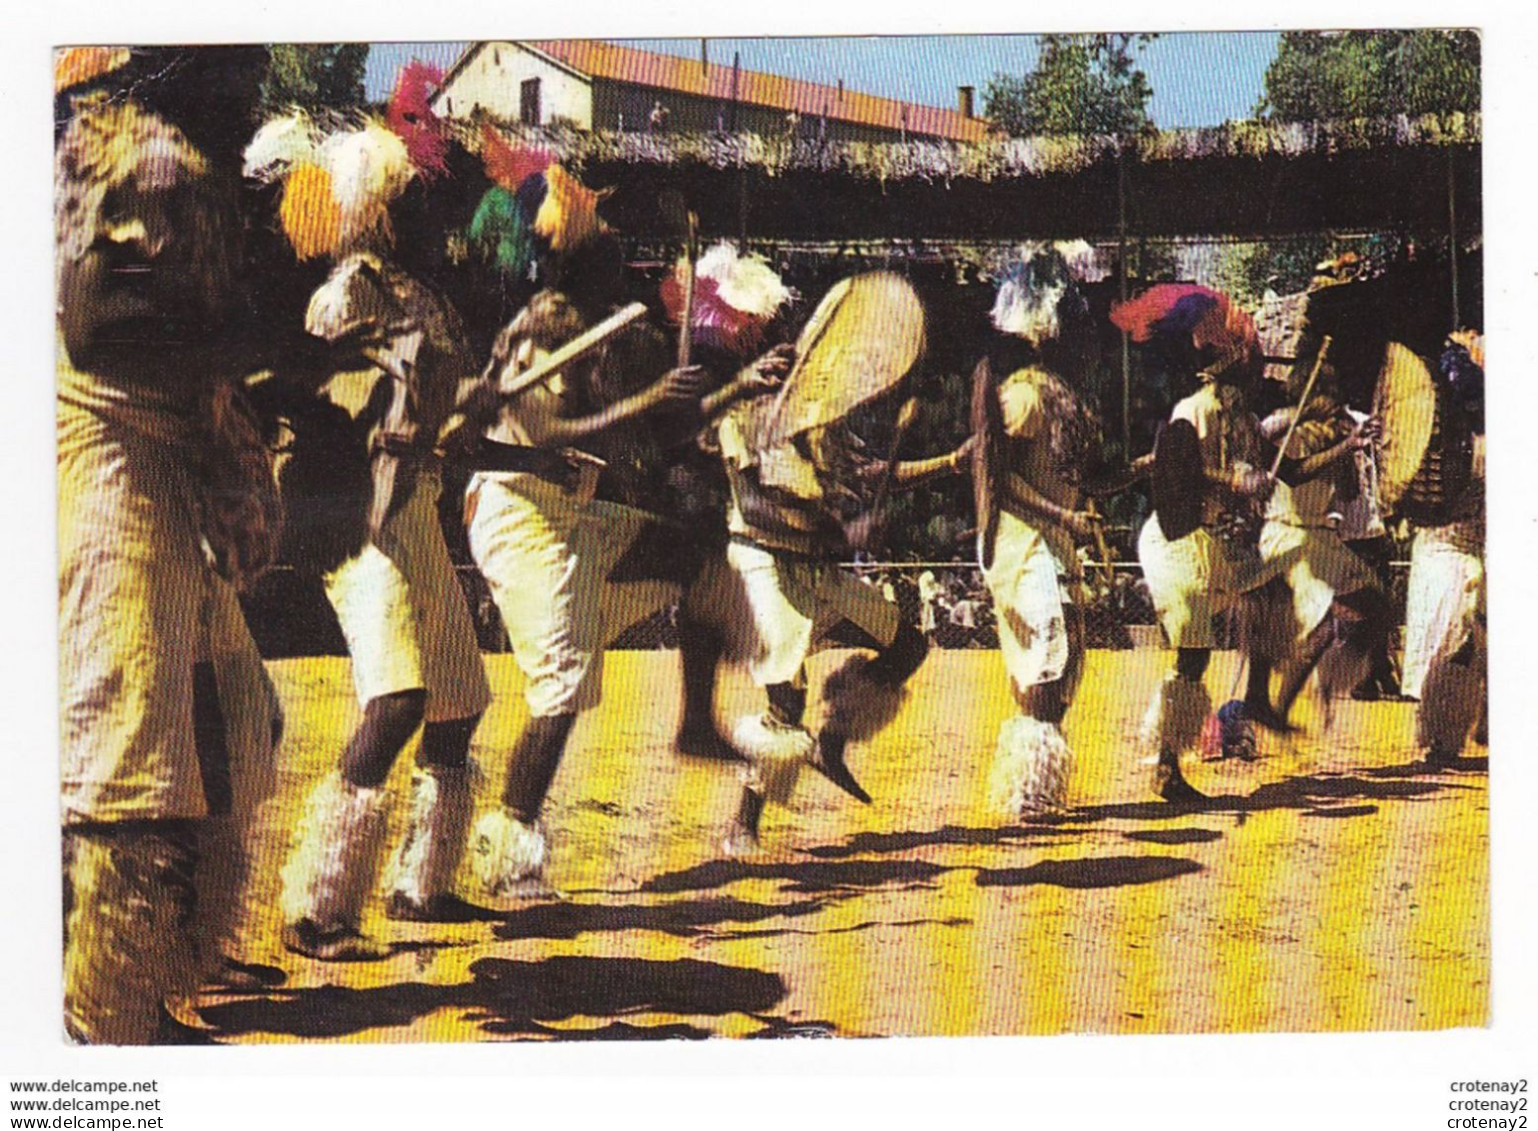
[{"left": 516, "top": 39, "right": 988, "bottom": 143}]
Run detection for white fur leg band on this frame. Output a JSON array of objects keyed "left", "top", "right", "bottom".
[
  {"left": 1417, "top": 656, "right": 1483, "bottom": 757},
  {"left": 731, "top": 713, "right": 813, "bottom": 805},
  {"left": 1140, "top": 675, "right": 1212, "bottom": 755},
  {"left": 470, "top": 808, "right": 548, "bottom": 897},
  {"left": 821, "top": 655, "right": 907, "bottom": 742},
  {"left": 277, "top": 773, "right": 391, "bottom": 933},
  {"left": 385, "top": 764, "right": 476, "bottom": 910},
  {"left": 987, "top": 715, "right": 1074, "bottom": 820}
]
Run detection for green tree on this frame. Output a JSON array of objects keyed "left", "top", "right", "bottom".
[
  {"left": 983, "top": 34, "right": 1157, "bottom": 138},
  {"left": 259, "top": 44, "right": 369, "bottom": 114},
  {"left": 1256, "top": 30, "right": 1479, "bottom": 121}
]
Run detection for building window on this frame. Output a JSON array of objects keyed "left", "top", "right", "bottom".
[{"left": 520, "top": 78, "right": 541, "bottom": 126}]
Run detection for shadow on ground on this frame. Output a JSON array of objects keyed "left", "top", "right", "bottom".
[
  {"left": 973, "top": 855, "right": 1202, "bottom": 889},
  {"left": 640, "top": 856, "right": 952, "bottom": 895},
  {"left": 1065, "top": 767, "right": 1480, "bottom": 825},
  {"left": 199, "top": 955, "right": 789, "bottom": 1041},
  {"left": 493, "top": 895, "right": 829, "bottom": 942},
  {"left": 799, "top": 824, "right": 1080, "bottom": 859}
]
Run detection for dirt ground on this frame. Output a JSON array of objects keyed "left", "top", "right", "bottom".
[{"left": 198, "top": 647, "right": 1489, "bottom": 1043}]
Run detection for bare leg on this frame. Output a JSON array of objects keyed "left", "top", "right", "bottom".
[
  {"left": 339, "top": 689, "right": 428, "bottom": 788},
  {"left": 673, "top": 611, "right": 737, "bottom": 761},
  {"left": 501, "top": 714, "right": 577, "bottom": 823}
]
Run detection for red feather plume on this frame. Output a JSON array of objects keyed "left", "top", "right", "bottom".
[
  {"left": 386, "top": 61, "right": 449, "bottom": 178},
  {"left": 480, "top": 123, "right": 553, "bottom": 191}
]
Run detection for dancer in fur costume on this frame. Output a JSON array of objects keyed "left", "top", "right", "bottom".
[
  {"left": 972, "top": 244, "right": 1107, "bottom": 820},
  {"left": 245, "top": 111, "right": 491, "bottom": 956},
  {"left": 1240, "top": 359, "right": 1386, "bottom": 733},
  {"left": 1124, "top": 304, "right": 1270, "bottom": 802},
  {"left": 685, "top": 275, "right": 969, "bottom": 853},
  {"left": 456, "top": 290, "right": 784, "bottom": 897},
  {"left": 57, "top": 73, "right": 282, "bottom": 1041},
  {"left": 1402, "top": 332, "right": 1487, "bottom": 767}
]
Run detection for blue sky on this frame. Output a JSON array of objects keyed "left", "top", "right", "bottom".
[{"left": 365, "top": 33, "right": 1281, "bottom": 129}]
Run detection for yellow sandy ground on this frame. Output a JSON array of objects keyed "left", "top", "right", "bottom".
[{"left": 201, "top": 648, "right": 1489, "bottom": 1043}]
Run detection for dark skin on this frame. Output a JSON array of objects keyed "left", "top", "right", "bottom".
[
  {"left": 1241, "top": 412, "right": 1384, "bottom": 731},
  {"left": 59, "top": 181, "right": 229, "bottom": 389},
  {"left": 481, "top": 340, "right": 796, "bottom": 825}
]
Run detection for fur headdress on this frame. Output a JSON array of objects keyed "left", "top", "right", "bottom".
[
  {"left": 56, "top": 97, "right": 233, "bottom": 304},
  {"left": 660, "top": 241, "right": 793, "bottom": 356},
  {"left": 990, "top": 240, "right": 1103, "bottom": 344}
]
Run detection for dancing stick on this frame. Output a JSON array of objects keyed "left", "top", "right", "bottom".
[
  {"left": 1269, "top": 335, "right": 1333, "bottom": 480},
  {"left": 496, "top": 302, "right": 650, "bottom": 400}
]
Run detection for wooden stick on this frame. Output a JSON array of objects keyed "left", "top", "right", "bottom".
[
  {"left": 1268, "top": 335, "right": 1333, "bottom": 480},
  {"left": 497, "top": 302, "right": 649, "bottom": 400},
  {"left": 1084, "top": 498, "right": 1116, "bottom": 591},
  {"left": 870, "top": 398, "right": 921, "bottom": 519},
  {"left": 677, "top": 211, "right": 698, "bottom": 369},
  {"left": 851, "top": 397, "right": 921, "bottom": 555}
]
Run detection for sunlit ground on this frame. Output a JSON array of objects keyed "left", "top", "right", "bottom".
[{"left": 200, "top": 648, "right": 1488, "bottom": 1042}]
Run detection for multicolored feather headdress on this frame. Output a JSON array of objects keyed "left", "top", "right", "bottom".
[
  {"left": 464, "top": 125, "right": 606, "bottom": 279},
  {"left": 990, "top": 240, "right": 1103, "bottom": 344},
  {"left": 1109, "top": 283, "right": 1260, "bottom": 374},
  {"left": 244, "top": 114, "right": 415, "bottom": 261},
  {"left": 660, "top": 242, "right": 793, "bottom": 356}
]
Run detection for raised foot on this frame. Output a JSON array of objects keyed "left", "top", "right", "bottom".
[{"left": 808, "top": 738, "right": 873, "bottom": 805}]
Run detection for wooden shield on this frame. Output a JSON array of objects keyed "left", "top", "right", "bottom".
[
  {"left": 1372, "top": 341, "right": 1438, "bottom": 513},
  {"left": 970, "top": 357, "right": 1005, "bottom": 570},
  {"left": 763, "top": 272, "right": 925, "bottom": 447},
  {"left": 1152, "top": 418, "right": 1206, "bottom": 542}
]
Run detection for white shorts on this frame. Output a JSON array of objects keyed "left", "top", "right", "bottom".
[
  {"left": 1257, "top": 520, "right": 1378, "bottom": 642},
  {"left": 689, "top": 539, "right": 901, "bottom": 688},
  {"left": 1138, "top": 517, "right": 1258, "bottom": 651},
  {"left": 1402, "top": 522, "right": 1485, "bottom": 700},
  {"left": 324, "top": 473, "right": 490, "bottom": 720},
  {"left": 466, "top": 471, "right": 679, "bottom": 718},
  {"left": 983, "top": 510, "right": 1081, "bottom": 694}
]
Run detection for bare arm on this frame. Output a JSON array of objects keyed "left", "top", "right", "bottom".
[
  {"left": 1000, "top": 477, "right": 1101, "bottom": 539},
  {"left": 1082, "top": 452, "right": 1154, "bottom": 498},
  {"left": 889, "top": 437, "right": 976, "bottom": 488},
  {"left": 700, "top": 344, "right": 797, "bottom": 420},
  {"left": 1272, "top": 417, "right": 1377, "bottom": 486},
  {"left": 516, "top": 365, "right": 708, "bottom": 448}
]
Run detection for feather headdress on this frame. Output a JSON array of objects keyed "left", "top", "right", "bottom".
[
  {"left": 242, "top": 110, "right": 321, "bottom": 183},
  {"left": 467, "top": 185, "right": 537, "bottom": 280},
  {"left": 54, "top": 46, "right": 132, "bottom": 94},
  {"left": 385, "top": 62, "right": 449, "bottom": 178},
  {"left": 1110, "top": 283, "right": 1260, "bottom": 374},
  {"left": 464, "top": 127, "right": 602, "bottom": 277},
  {"left": 250, "top": 115, "right": 416, "bottom": 260},
  {"left": 531, "top": 164, "right": 608, "bottom": 254},
  {"left": 990, "top": 241, "right": 1100, "bottom": 344},
  {"left": 481, "top": 123, "right": 552, "bottom": 191},
  {"left": 660, "top": 242, "right": 792, "bottom": 356}
]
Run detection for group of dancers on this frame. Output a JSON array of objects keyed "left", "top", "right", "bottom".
[{"left": 56, "top": 55, "right": 1487, "bottom": 1044}]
